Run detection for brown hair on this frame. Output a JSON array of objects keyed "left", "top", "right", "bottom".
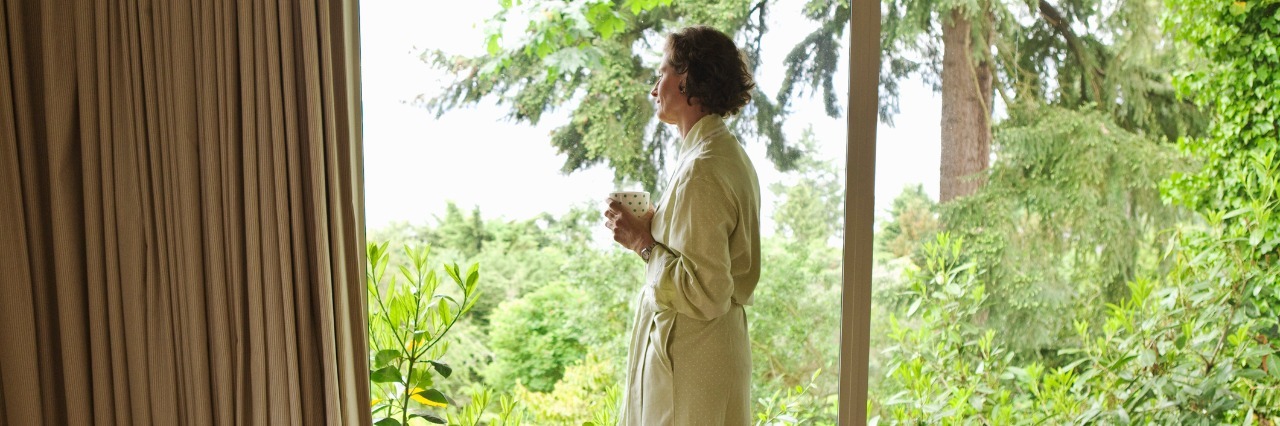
[{"left": 664, "top": 26, "right": 755, "bottom": 116}]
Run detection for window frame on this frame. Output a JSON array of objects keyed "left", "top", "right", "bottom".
[{"left": 838, "top": 0, "right": 879, "bottom": 424}]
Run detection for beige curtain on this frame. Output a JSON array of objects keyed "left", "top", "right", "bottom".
[{"left": 0, "top": 0, "right": 370, "bottom": 424}]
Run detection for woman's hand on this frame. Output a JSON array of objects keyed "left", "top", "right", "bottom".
[{"left": 604, "top": 198, "right": 656, "bottom": 255}]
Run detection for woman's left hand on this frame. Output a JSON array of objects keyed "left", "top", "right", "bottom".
[{"left": 604, "top": 198, "right": 655, "bottom": 254}]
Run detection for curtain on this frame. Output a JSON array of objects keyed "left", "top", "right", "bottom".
[{"left": 0, "top": 0, "right": 370, "bottom": 424}]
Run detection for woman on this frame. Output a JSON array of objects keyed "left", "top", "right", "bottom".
[{"left": 604, "top": 25, "right": 761, "bottom": 425}]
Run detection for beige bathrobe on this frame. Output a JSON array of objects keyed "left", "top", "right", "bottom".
[{"left": 621, "top": 115, "right": 761, "bottom": 425}]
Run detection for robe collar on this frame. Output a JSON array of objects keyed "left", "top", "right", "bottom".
[{"left": 679, "top": 114, "right": 728, "bottom": 155}]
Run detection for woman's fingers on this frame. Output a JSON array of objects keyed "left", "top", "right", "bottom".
[
  {"left": 603, "top": 198, "right": 628, "bottom": 219},
  {"left": 604, "top": 197, "right": 653, "bottom": 251}
]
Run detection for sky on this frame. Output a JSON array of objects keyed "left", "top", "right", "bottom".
[{"left": 359, "top": 0, "right": 942, "bottom": 240}]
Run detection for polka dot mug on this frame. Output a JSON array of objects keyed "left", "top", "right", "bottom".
[{"left": 609, "top": 191, "right": 651, "bottom": 216}]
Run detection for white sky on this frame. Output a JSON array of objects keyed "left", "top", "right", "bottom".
[{"left": 359, "top": 0, "right": 941, "bottom": 239}]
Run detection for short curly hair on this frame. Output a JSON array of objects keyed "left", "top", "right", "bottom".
[{"left": 665, "top": 26, "right": 755, "bottom": 117}]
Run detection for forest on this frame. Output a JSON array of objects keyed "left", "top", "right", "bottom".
[{"left": 365, "top": 0, "right": 1279, "bottom": 424}]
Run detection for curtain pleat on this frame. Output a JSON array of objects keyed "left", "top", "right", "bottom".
[{"left": 0, "top": 0, "right": 370, "bottom": 424}]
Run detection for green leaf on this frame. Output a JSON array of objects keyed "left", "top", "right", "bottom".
[
  {"left": 370, "top": 366, "right": 402, "bottom": 384},
  {"left": 374, "top": 349, "right": 402, "bottom": 368},
  {"left": 416, "top": 388, "right": 450, "bottom": 406},
  {"left": 444, "top": 263, "right": 463, "bottom": 286},
  {"left": 907, "top": 298, "right": 922, "bottom": 317},
  {"left": 1237, "top": 368, "right": 1266, "bottom": 380},
  {"left": 1108, "top": 354, "right": 1137, "bottom": 371},
  {"left": 429, "top": 360, "right": 453, "bottom": 378},
  {"left": 374, "top": 418, "right": 402, "bottom": 426},
  {"left": 1230, "top": 1, "right": 1248, "bottom": 16},
  {"left": 398, "top": 265, "right": 413, "bottom": 284},
  {"left": 1062, "top": 357, "right": 1088, "bottom": 372},
  {"left": 465, "top": 263, "right": 480, "bottom": 291},
  {"left": 439, "top": 299, "right": 452, "bottom": 323},
  {"left": 1250, "top": 228, "right": 1264, "bottom": 246},
  {"left": 409, "top": 366, "right": 435, "bottom": 390},
  {"left": 1223, "top": 207, "right": 1250, "bottom": 219},
  {"left": 411, "top": 413, "right": 447, "bottom": 424},
  {"left": 487, "top": 36, "right": 501, "bottom": 56}
]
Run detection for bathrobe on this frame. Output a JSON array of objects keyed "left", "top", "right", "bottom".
[{"left": 621, "top": 114, "right": 761, "bottom": 425}]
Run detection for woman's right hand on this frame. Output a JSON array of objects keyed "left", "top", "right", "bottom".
[{"left": 604, "top": 198, "right": 656, "bottom": 255}]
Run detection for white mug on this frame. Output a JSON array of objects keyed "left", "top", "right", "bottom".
[{"left": 609, "top": 191, "right": 651, "bottom": 216}]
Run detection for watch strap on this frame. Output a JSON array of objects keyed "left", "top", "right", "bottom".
[{"left": 640, "top": 241, "right": 658, "bottom": 261}]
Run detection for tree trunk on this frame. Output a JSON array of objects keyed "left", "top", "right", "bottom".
[{"left": 939, "top": 8, "right": 993, "bottom": 203}]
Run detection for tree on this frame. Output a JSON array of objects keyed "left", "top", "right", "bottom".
[
  {"left": 872, "top": 1, "right": 1280, "bottom": 420},
  {"left": 881, "top": 0, "right": 1205, "bottom": 202},
  {"left": 433, "top": 202, "right": 493, "bottom": 258},
  {"left": 874, "top": 0, "right": 1208, "bottom": 357},
  {"left": 423, "top": 0, "right": 1203, "bottom": 204},
  {"left": 877, "top": 184, "right": 938, "bottom": 259},
  {"left": 769, "top": 126, "right": 845, "bottom": 247},
  {"left": 420, "top": 0, "right": 844, "bottom": 192},
  {"left": 484, "top": 281, "right": 593, "bottom": 393},
  {"left": 939, "top": 3, "right": 995, "bottom": 202},
  {"left": 943, "top": 105, "right": 1187, "bottom": 359}
]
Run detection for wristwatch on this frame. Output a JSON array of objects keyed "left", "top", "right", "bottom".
[{"left": 639, "top": 241, "right": 658, "bottom": 262}]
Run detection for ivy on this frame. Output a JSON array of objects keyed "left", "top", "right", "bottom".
[{"left": 1165, "top": 0, "right": 1280, "bottom": 317}]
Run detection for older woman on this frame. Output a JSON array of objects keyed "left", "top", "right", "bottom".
[{"left": 604, "top": 25, "right": 761, "bottom": 425}]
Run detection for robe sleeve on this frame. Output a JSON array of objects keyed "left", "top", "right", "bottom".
[{"left": 646, "top": 172, "right": 738, "bottom": 321}]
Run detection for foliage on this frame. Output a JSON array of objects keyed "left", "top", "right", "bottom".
[
  {"left": 420, "top": 0, "right": 857, "bottom": 191},
  {"left": 748, "top": 138, "right": 848, "bottom": 423},
  {"left": 868, "top": 1, "right": 1280, "bottom": 415},
  {"left": 872, "top": 229, "right": 1280, "bottom": 423},
  {"left": 556, "top": 247, "right": 647, "bottom": 355},
  {"left": 432, "top": 203, "right": 493, "bottom": 259},
  {"left": 470, "top": 243, "right": 640, "bottom": 395},
  {"left": 443, "top": 388, "right": 526, "bottom": 426},
  {"left": 874, "top": 235, "right": 1252, "bottom": 423},
  {"left": 484, "top": 280, "right": 594, "bottom": 393},
  {"left": 1059, "top": 224, "right": 1279, "bottom": 423},
  {"left": 876, "top": 184, "right": 938, "bottom": 259},
  {"left": 751, "top": 234, "right": 841, "bottom": 417},
  {"left": 515, "top": 350, "right": 621, "bottom": 424},
  {"left": 881, "top": 0, "right": 1204, "bottom": 138},
  {"left": 878, "top": 0, "right": 1206, "bottom": 201},
  {"left": 367, "top": 202, "right": 640, "bottom": 398},
  {"left": 753, "top": 369, "right": 837, "bottom": 426},
  {"left": 366, "top": 243, "right": 484, "bottom": 426},
  {"left": 1165, "top": 0, "right": 1280, "bottom": 319},
  {"left": 874, "top": 233, "right": 1030, "bottom": 423},
  {"left": 769, "top": 126, "right": 845, "bottom": 247},
  {"left": 942, "top": 104, "right": 1188, "bottom": 360}
]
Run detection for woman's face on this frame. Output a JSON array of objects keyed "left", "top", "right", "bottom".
[{"left": 650, "top": 53, "right": 690, "bottom": 124}]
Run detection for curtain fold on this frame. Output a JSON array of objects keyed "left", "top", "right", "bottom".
[{"left": 0, "top": 0, "right": 370, "bottom": 424}]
